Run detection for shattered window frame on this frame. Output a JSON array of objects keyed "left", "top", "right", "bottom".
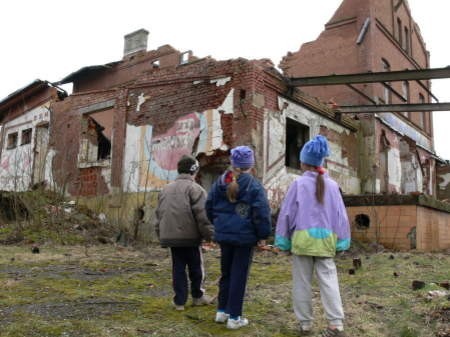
[{"left": 78, "top": 112, "right": 112, "bottom": 167}]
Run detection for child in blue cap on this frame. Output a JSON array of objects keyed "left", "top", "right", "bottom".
[
  {"left": 275, "top": 135, "right": 350, "bottom": 337},
  {"left": 206, "top": 145, "right": 271, "bottom": 329}
]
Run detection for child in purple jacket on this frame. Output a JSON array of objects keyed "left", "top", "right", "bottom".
[{"left": 275, "top": 135, "right": 350, "bottom": 337}]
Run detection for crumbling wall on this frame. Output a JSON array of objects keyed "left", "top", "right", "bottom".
[
  {"left": 122, "top": 89, "right": 233, "bottom": 191},
  {"left": 50, "top": 90, "right": 118, "bottom": 197},
  {"left": 263, "top": 96, "right": 359, "bottom": 210},
  {"left": 361, "top": 118, "right": 434, "bottom": 196},
  {"left": 437, "top": 162, "right": 450, "bottom": 202},
  {"left": 122, "top": 58, "right": 258, "bottom": 192}
]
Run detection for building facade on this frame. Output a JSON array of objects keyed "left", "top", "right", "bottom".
[
  {"left": 280, "top": 0, "right": 437, "bottom": 196},
  {"left": 48, "top": 29, "right": 359, "bottom": 215},
  {"left": 0, "top": 80, "right": 66, "bottom": 191}
]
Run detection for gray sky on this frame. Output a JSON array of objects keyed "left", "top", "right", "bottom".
[{"left": 1, "top": 0, "right": 449, "bottom": 159}]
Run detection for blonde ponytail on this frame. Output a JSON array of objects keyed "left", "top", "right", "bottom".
[
  {"left": 316, "top": 173, "right": 325, "bottom": 204},
  {"left": 226, "top": 169, "right": 242, "bottom": 202}
]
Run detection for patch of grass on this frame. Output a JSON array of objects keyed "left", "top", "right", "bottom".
[{"left": 0, "top": 245, "right": 448, "bottom": 337}]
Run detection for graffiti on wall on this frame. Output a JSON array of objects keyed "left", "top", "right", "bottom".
[
  {"left": 141, "top": 112, "right": 204, "bottom": 185},
  {"left": 122, "top": 90, "right": 233, "bottom": 192}
]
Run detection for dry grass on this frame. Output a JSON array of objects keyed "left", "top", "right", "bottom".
[{"left": 0, "top": 244, "right": 448, "bottom": 337}]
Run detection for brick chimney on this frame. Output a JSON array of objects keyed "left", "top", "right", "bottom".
[{"left": 123, "top": 29, "right": 149, "bottom": 57}]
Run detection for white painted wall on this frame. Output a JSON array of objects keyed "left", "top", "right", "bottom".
[
  {"left": 387, "top": 148, "right": 402, "bottom": 192},
  {"left": 0, "top": 103, "right": 50, "bottom": 191}
]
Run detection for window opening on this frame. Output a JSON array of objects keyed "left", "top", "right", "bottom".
[
  {"left": 402, "top": 81, "right": 410, "bottom": 103},
  {"left": 402, "top": 81, "right": 410, "bottom": 118},
  {"left": 152, "top": 59, "right": 160, "bottom": 68},
  {"left": 418, "top": 93, "right": 427, "bottom": 131},
  {"left": 403, "top": 26, "right": 409, "bottom": 52},
  {"left": 80, "top": 110, "right": 112, "bottom": 163},
  {"left": 180, "top": 51, "right": 191, "bottom": 65},
  {"left": 397, "top": 18, "right": 403, "bottom": 45},
  {"left": 6, "top": 132, "right": 18, "bottom": 149},
  {"left": 21, "top": 128, "right": 32, "bottom": 145},
  {"left": 382, "top": 59, "right": 392, "bottom": 104},
  {"left": 285, "top": 118, "right": 309, "bottom": 169}
]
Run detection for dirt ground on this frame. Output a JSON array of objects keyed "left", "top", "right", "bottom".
[{"left": 0, "top": 244, "right": 449, "bottom": 337}]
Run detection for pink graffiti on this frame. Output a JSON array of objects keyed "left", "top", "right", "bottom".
[
  {"left": 1, "top": 155, "right": 10, "bottom": 170},
  {"left": 152, "top": 113, "right": 201, "bottom": 171}
]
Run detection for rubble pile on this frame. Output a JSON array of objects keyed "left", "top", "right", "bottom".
[{"left": 0, "top": 190, "right": 115, "bottom": 245}]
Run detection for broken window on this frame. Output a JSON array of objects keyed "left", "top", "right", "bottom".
[
  {"left": 285, "top": 118, "right": 309, "bottom": 169},
  {"left": 6, "top": 132, "right": 18, "bottom": 149},
  {"left": 382, "top": 59, "right": 392, "bottom": 104},
  {"left": 403, "top": 26, "right": 409, "bottom": 53},
  {"left": 21, "top": 128, "right": 32, "bottom": 145},
  {"left": 79, "top": 110, "right": 112, "bottom": 163},
  {"left": 401, "top": 81, "right": 410, "bottom": 118},
  {"left": 418, "top": 93, "right": 426, "bottom": 130},
  {"left": 180, "top": 51, "right": 191, "bottom": 65},
  {"left": 402, "top": 81, "right": 410, "bottom": 103},
  {"left": 152, "top": 59, "right": 160, "bottom": 68},
  {"left": 397, "top": 18, "right": 403, "bottom": 46}
]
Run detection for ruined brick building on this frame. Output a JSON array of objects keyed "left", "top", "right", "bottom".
[
  {"left": 279, "top": 0, "right": 450, "bottom": 250},
  {"left": 49, "top": 29, "right": 358, "bottom": 209},
  {"left": 0, "top": 0, "right": 449, "bottom": 251},
  {"left": 281, "top": 0, "right": 436, "bottom": 196}
]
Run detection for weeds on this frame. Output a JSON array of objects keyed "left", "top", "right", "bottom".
[{"left": 0, "top": 244, "right": 448, "bottom": 336}]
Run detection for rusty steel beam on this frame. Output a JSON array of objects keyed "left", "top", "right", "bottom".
[
  {"left": 346, "top": 84, "right": 377, "bottom": 105},
  {"left": 416, "top": 80, "right": 439, "bottom": 102},
  {"left": 289, "top": 67, "right": 450, "bottom": 86},
  {"left": 337, "top": 102, "right": 450, "bottom": 113},
  {"left": 381, "top": 82, "right": 407, "bottom": 102}
]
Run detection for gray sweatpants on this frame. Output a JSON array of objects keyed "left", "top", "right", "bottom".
[{"left": 292, "top": 255, "right": 344, "bottom": 328}]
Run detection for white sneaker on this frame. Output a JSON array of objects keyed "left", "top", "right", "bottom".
[
  {"left": 192, "top": 295, "right": 213, "bottom": 306},
  {"left": 172, "top": 301, "right": 185, "bottom": 311},
  {"left": 215, "top": 311, "right": 229, "bottom": 323},
  {"left": 226, "top": 317, "right": 249, "bottom": 329}
]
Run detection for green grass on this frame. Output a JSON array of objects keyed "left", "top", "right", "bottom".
[{"left": 0, "top": 244, "right": 448, "bottom": 337}]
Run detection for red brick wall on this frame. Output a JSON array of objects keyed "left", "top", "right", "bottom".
[
  {"left": 51, "top": 57, "right": 272, "bottom": 196},
  {"left": 75, "top": 167, "right": 109, "bottom": 196},
  {"left": 279, "top": 0, "right": 432, "bottom": 136},
  {"left": 50, "top": 89, "right": 118, "bottom": 196}
]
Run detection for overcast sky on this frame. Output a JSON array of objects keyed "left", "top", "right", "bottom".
[{"left": 1, "top": 0, "right": 449, "bottom": 159}]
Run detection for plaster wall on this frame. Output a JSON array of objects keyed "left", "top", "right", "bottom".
[{"left": 0, "top": 102, "right": 50, "bottom": 191}]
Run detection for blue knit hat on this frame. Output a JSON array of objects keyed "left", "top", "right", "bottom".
[
  {"left": 230, "top": 146, "right": 255, "bottom": 168},
  {"left": 299, "top": 135, "right": 330, "bottom": 166}
]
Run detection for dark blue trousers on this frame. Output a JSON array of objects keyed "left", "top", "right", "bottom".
[
  {"left": 218, "top": 244, "right": 254, "bottom": 318},
  {"left": 171, "top": 247, "right": 204, "bottom": 306}
]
